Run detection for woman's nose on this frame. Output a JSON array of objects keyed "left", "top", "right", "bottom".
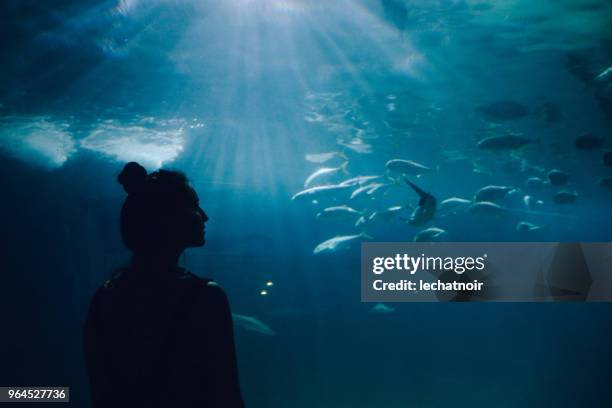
[{"left": 200, "top": 208, "right": 209, "bottom": 222}]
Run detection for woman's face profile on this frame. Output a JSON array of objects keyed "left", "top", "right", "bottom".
[{"left": 171, "top": 185, "right": 208, "bottom": 248}]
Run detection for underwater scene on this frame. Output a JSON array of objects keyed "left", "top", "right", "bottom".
[{"left": 1, "top": 0, "right": 612, "bottom": 406}]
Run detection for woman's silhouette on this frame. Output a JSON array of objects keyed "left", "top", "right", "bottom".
[{"left": 84, "top": 162, "right": 244, "bottom": 407}]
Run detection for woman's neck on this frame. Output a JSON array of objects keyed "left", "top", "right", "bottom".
[{"left": 130, "top": 250, "right": 182, "bottom": 276}]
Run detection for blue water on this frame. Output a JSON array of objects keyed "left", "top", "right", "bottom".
[{"left": 1, "top": 1, "right": 612, "bottom": 406}]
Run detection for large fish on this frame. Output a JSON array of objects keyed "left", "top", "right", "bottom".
[
  {"left": 477, "top": 134, "right": 534, "bottom": 150},
  {"left": 305, "top": 151, "right": 345, "bottom": 164},
  {"left": 475, "top": 101, "right": 530, "bottom": 122},
  {"left": 468, "top": 201, "right": 506, "bottom": 217},
  {"left": 516, "top": 221, "right": 544, "bottom": 233},
  {"left": 291, "top": 184, "right": 352, "bottom": 201},
  {"left": 547, "top": 169, "right": 569, "bottom": 186},
  {"left": 439, "top": 197, "right": 471, "bottom": 214},
  {"left": 316, "top": 205, "right": 362, "bottom": 221},
  {"left": 575, "top": 133, "right": 604, "bottom": 150},
  {"left": 414, "top": 227, "right": 447, "bottom": 242},
  {"left": 553, "top": 190, "right": 578, "bottom": 204},
  {"left": 339, "top": 175, "right": 383, "bottom": 187},
  {"left": 598, "top": 177, "right": 612, "bottom": 189},
  {"left": 369, "top": 303, "right": 395, "bottom": 314},
  {"left": 602, "top": 150, "right": 612, "bottom": 167},
  {"left": 313, "top": 232, "right": 372, "bottom": 255},
  {"left": 304, "top": 162, "right": 348, "bottom": 187},
  {"left": 386, "top": 159, "right": 432, "bottom": 176},
  {"left": 474, "top": 185, "right": 517, "bottom": 202},
  {"left": 232, "top": 314, "right": 276, "bottom": 336},
  {"left": 404, "top": 178, "right": 437, "bottom": 226},
  {"left": 350, "top": 182, "right": 391, "bottom": 200}
]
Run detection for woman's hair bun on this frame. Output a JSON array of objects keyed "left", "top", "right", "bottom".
[{"left": 117, "top": 162, "right": 148, "bottom": 194}]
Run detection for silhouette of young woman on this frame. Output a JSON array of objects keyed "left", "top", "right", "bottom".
[{"left": 84, "top": 162, "right": 244, "bottom": 407}]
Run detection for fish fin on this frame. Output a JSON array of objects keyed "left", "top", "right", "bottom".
[
  {"left": 360, "top": 232, "right": 374, "bottom": 240},
  {"left": 340, "top": 161, "right": 350, "bottom": 175}
]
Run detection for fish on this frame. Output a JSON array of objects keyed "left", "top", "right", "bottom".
[
  {"left": 232, "top": 314, "right": 276, "bottom": 336},
  {"left": 305, "top": 151, "right": 345, "bottom": 164},
  {"left": 475, "top": 101, "right": 530, "bottom": 122},
  {"left": 474, "top": 185, "right": 516, "bottom": 202},
  {"left": 291, "top": 184, "right": 352, "bottom": 201},
  {"left": 385, "top": 159, "right": 433, "bottom": 176},
  {"left": 477, "top": 134, "right": 534, "bottom": 150},
  {"left": 516, "top": 221, "right": 544, "bottom": 233},
  {"left": 595, "top": 66, "right": 612, "bottom": 82},
  {"left": 602, "top": 150, "right": 612, "bottom": 167},
  {"left": 414, "top": 227, "right": 447, "bottom": 242},
  {"left": 313, "top": 232, "right": 372, "bottom": 255},
  {"left": 598, "top": 177, "right": 612, "bottom": 189},
  {"left": 468, "top": 201, "right": 506, "bottom": 216},
  {"left": 575, "top": 133, "right": 604, "bottom": 150},
  {"left": 439, "top": 197, "right": 472, "bottom": 213},
  {"left": 316, "top": 205, "right": 362, "bottom": 221},
  {"left": 304, "top": 162, "right": 348, "bottom": 187},
  {"left": 368, "top": 206, "right": 403, "bottom": 223},
  {"left": 369, "top": 303, "right": 395, "bottom": 314},
  {"left": 354, "top": 215, "right": 369, "bottom": 228},
  {"left": 350, "top": 182, "right": 391, "bottom": 200},
  {"left": 547, "top": 169, "right": 569, "bottom": 186},
  {"left": 523, "top": 195, "right": 544, "bottom": 210},
  {"left": 533, "top": 102, "right": 562, "bottom": 124},
  {"left": 338, "top": 175, "right": 383, "bottom": 187},
  {"left": 338, "top": 138, "right": 372, "bottom": 154},
  {"left": 553, "top": 190, "right": 578, "bottom": 204},
  {"left": 526, "top": 177, "right": 548, "bottom": 189},
  {"left": 404, "top": 178, "right": 437, "bottom": 226}
]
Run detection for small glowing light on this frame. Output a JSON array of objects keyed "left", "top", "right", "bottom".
[
  {"left": 260, "top": 290, "right": 268, "bottom": 296},
  {"left": 266, "top": 281, "right": 274, "bottom": 287}
]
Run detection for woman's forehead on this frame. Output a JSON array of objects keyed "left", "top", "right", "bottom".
[{"left": 185, "top": 185, "right": 199, "bottom": 201}]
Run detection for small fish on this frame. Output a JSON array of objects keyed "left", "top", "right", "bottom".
[
  {"left": 304, "top": 162, "right": 348, "bottom": 187},
  {"left": 595, "top": 66, "right": 612, "bottom": 82},
  {"left": 598, "top": 177, "right": 612, "bottom": 189},
  {"left": 602, "top": 150, "right": 612, "bottom": 167},
  {"left": 526, "top": 177, "right": 548, "bottom": 189},
  {"left": 354, "top": 215, "right": 369, "bottom": 228},
  {"left": 477, "top": 134, "right": 534, "bottom": 150},
  {"left": 468, "top": 201, "right": 506, "bottom": 216},
  {"left": 305, "top": 151, "right": 344, "bottom": 164},
  {"left": 439, "top": 197, "right": 472, "bottom": 213},
  {"left": 386, "top": 159, "right": 432, "bottom": 176},
  {"left": 292, "top": 184, "right": 352, "bottom": 201},
  {"left": 338, "top": 138, "right": 372, "bottom": 154},
  {"left": 350, "top": 182, "right": 390, "bottom": 200},
  {"left": 313, "top": 232, "right": 372, "bottom": 255},
  {"left": 414, "top": 227, "right": 447, "bottom": 242},
  {"left": 516, "top": 221, "right": 544, "bottom": 233},
  {"left": 474, "top": 185, "right": 516, "bottom": 202},
  {"left": 575, "top": 133, "right": 604, "bottom": 150},
  {"left": 338, "top": 175, "right": 383, "bottom": 187},
  {"left": 547, "top": 169, "right": 569, "bottom": 186},
  {"left": 369, "top": 303, "right": 395, "bottom": 314},
  {"left": 476, "top": 101, "right": 530, "bottom": 122},
  {"left": 316, "top": 205, "right": 362, "bottom": 221},
  {"left": 553, "top": 190, "right": 578, "bottom": 204},
  {"left": 232, "top": 314, "right": 276, "bottom": 336},
  {"left": 368, "top": 206, "right": 403, "bottom": 223}
]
